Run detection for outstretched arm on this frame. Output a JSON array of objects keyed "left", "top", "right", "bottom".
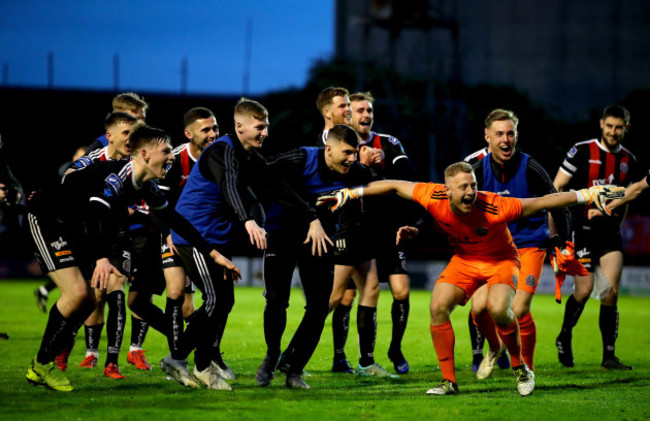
[
  {"left": 317, "top": 179, "right": 419, "bottom": 211},
  {"left": 608, "top": 176, "right": 649, "bottom": 212},
  {"left": 519, "top": 185, "right": 625, "bottom": 218}
]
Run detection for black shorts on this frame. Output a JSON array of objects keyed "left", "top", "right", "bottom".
[
  {"left": 333, "top": 235, "right": 375, "bottom": 266},
  {"left": 129, "top": 229, "right": 165, "bottom": 295},
  {"left": 160, "top": 237, "right": 195, "bottom": 294},
  {"left": 376, "top": 245, "right": 409, "bottom": 283},
  {"left": 175, "top": 245, "right": 234, "bottom": 311},
  {"left": 572, "top": 218, "right": 624, "bottom": 273},
  {"left": 29, "top": 213, "right": 131, "bottom": 279}
]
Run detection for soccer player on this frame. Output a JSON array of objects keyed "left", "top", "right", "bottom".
[
  {"left": 164, "top": 98, "right": 288, "bottom": 390},
  {"left": 255, "top": 124, "right": 371, "bottom": 388},
  {"left": 315, "top": 86, "right": 352, "bottom": 146},
  {"left": 553, "top": 105, "right": 642, "bottom": 370},
  {"left": 157, "top": 107, "right": 235, "bottom": 384},
  {"left": 60, "top": 112, "right": 136, "bottom": 378},
  {"left": 26, "top": 125, "right": 238, "bottom": 392},
  {"left": 317, "top": 162, "right": 624, "bottom": 395},
  {"left": 467, "top": 109, "right": 572, "bottom": 380},
  {"left": 330, "top": 91, "right": 419, "bottom": 374},
  {"left": 36, "top": 147, "right": 89, "bottom": 312},
  {"left": 88, "top": 92, "right": 148, "bottom": 151}
]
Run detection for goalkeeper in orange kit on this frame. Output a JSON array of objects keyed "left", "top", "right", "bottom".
[{"left": 317, "top": 161, "right": 624, "bottom": 396}]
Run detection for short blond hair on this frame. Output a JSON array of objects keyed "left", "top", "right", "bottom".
[
  {"left": 349, "top": 91, "right": 374, "bottom": 104},
  {"left": 234, "top": 97, "right": 268, "bottom": 120},
  {"left": 112, "top": 92, "right": 148, "bottom": 114},
  {"left": 485, "top": 108, "right": 518, "bottom": 130},
  {"left": 444, "top": 161, "right": 474, "bottom": 182}
]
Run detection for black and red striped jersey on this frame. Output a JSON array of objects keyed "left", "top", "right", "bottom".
[
  {"left": 464, "top": 147, "right": 489, "bottom": 166},
  {"left": 68, "top": 146, "right": 114, "bottom": 171},
  {"left": 559, "top": 138, "right": 641, "bottom": 223},
  {"left": 559, "top": 139, "right": 640, "bottom": 189},
  {"left": 359, "top": 131, "right": 413, "bottom": 180},
  {"left": 157, "top": 143, "right": 198, "bottom": 207}
]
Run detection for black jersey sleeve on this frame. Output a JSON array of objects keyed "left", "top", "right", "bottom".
[
  {"left": 202, "top": 142, "right": 254, "bottom": 223},
  {"left": 254, "top": 148, "right": 319, "bottom": 224}
]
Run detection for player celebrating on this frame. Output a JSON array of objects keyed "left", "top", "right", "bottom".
[
  {"left": 26, "top": 125, "right": 238, "bottom": 392},
  {"left": 317, "top": 162, "right": 624, "bottom": 396},
  {"left": 467, "top": 109, "right": 572, "bottom": 380},
  {"left": 553, "top": 105, "right": 641, "bottom": 370}
]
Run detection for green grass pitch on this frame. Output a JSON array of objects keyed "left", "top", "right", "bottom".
[{"left": 1, "top": 280, "right": 648, "bottom": 420}]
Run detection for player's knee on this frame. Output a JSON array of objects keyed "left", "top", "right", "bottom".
[
  {"left": 512, "top": 304, "right": 530, "bottom": 319},
  {"left": 391, "top": 286, "right": 409, "bottom": 301}
]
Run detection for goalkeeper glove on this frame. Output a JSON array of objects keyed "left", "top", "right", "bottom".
[
  {"left": 316, "top": 187, "right": 363, "bottom": 212},
  {"left": 575, "top": 185, "right": 625, "bottom": 216},
  {"left": 550, "top": 241, "right": 588, "bottom": 303}
]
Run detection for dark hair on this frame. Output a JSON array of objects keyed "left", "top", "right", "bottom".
[
  {"left": 183, "top": 107, "right": 216, "bottom": 128},
  {"left": 327, "top": 124, "right": 359, "bottom": 148},
  {"left": 129, "top": 125, "right": 170, "bottom": 153},
  {"left": 104, "top": 111, "right": 138, "bottom": 130},
  {"left": 316, "top": 87, "right": 350, "bottom": 112},
  {"left": 602, "top": 104, "right": 630, "bottom": 125}
]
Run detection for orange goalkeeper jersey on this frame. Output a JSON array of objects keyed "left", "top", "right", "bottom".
[{"left": 412, "top": 182, "right": 523, "bottom": 262}]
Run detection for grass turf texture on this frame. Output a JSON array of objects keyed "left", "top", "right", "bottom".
[{"left": 1, "top": 280, "right": 648, "bottom": 420}]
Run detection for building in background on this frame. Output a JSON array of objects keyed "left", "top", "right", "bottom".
[{"left": 335, "top": 0, "right": 650, "bottom": 120}]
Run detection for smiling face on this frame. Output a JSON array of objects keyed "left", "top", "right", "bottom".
[
  {"left": 236, "top": 113, "right": 269, "bottom": 151},
  {"left": 325, "top": 138, "right": 358, "bottom": 175},
  {"left": 446, "top": 170, "right": 478, "bottom": 215},
  {"left": 324, "top": 95, "right": 352, "bottom": 127},
  {"left": 599, "top": 116, "right": 628, "bottom": 151},
  {"left": 350, "top": 99, "right": 374, "bottom": 140},
  {"left": 485, "top": 119, "right": 517, "bottom": 165},
  {"left": 185, "top": 116, "right": 219, "bottom": 154}
]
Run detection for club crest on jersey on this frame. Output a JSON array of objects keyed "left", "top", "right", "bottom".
[
  {"left": 72, "top": 156, "right": 93, "bottom": 169},
  {"left": 104, "top": 173, "right": 123, "bottom": 198},
  {"left": 476, "top": 227, "right": 488, "bottom": 236},
  {"left": 525, "top": 275, "right": 537, "bottom": 287},
  {"left": 567, "top": 146, "right": 577, "bottom": 158},
  {"left": 620, "top": 162, "right": 629, "bottom": 174}
]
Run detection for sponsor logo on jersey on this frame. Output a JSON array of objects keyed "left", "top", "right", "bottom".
[
  {"left": 568, "top": 146, "right": 577, "bottom": 158},
  {"left": 50, "top": 237, "right": 68, "bottom": 250},
  {"left": 59, "top": 256, "right": 74, "bottom": 262},
  {"left": 104, "top": 173, "right": 123, "bottom": 197},
  {"left": 576, "top": 248, "right": 590, "bottom": 259},
  {"left": 73, "top": 156, "right": 93, "bottom": 169},
  {"left": 161, "top": 252, "right": 173, "bottom": 259},
  {"left": 497, "top": 190, "right": 511, "bottom": 196},
  {"left": 588, "top": 159, "right": 602, "bottom": 164},
  {"left": 54, "top": 250, "right": 72, "bottom": 257}
]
